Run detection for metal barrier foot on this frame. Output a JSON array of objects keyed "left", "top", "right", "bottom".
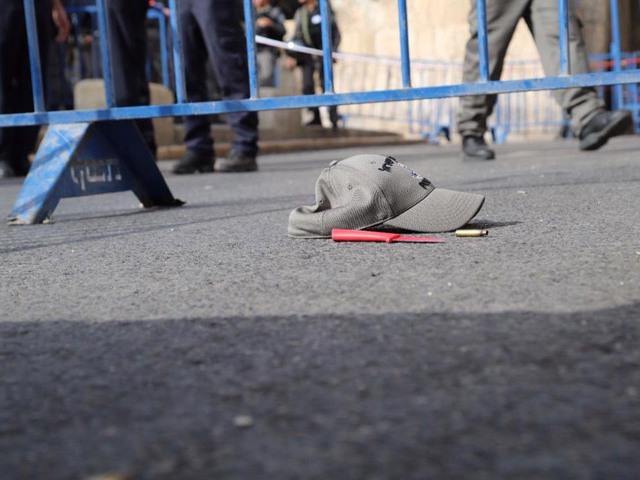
[{"left": 7, "top": 121, "right": 183, "bottom": 225}]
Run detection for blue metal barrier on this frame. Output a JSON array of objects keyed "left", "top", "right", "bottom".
[
  {"left": 2, "top": 0, "right": 640, "bottom": 224},
  {"left": 332, "top": 51, "right": 640, "bottom": 144}
]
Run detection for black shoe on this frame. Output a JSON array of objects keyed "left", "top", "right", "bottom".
[
  {"left": 215, "top": 150, "right": 257, "bottom": 173},
  {"left": 579, "top": 109, "right": 632, "bottom": 151},
  {"left": 172, "top": 150, "right": 214, "bottom": 174},
  {"left": 462, "top": 135, "right": 495, "bottom": 161}
]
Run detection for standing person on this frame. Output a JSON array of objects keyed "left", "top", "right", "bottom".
[
  {"left": 0, "top": 0, "right": 69, "bottom": 178},
  {"left": 457, "top": 0, "right": 632, "bottom": 161},
  {"left": 171, "top": 0, "right": 259, "bottom": 174},
  {"left": 254, "top": 0, "right": 286, "bottom": 87},
  {"left": 105, "top": 0, "right": 157, "bottom": 157},
  {"left": 286, "top": 0, "right": 341, "bottom": 130}
]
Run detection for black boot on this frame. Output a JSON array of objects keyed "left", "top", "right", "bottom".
[
  {"left": 215, "top": 149, "right": 257, "bottom": 173},
  {"left": 579, "top": 110, "right": 632, "bottom": 151},
  {"left": 462, "top": 135, "right": 495, "bottom": 161},
  {"left": 172, "top": 150, "right": 214, "bottom": 174}
]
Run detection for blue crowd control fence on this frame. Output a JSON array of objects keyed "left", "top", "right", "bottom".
[
  {"left": 323, "top": 52, "right": 567, "bottom": 144},
  {"left": 53, "top": 31, "right": 640, "bottom": 145},
  {"left": 328, "top": 50, "right": 640, "bottom": 144},
  {"left": 2, "top": 0, "right": 640, "bottom": 224}
]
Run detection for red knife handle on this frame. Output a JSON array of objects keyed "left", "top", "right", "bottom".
[{"left": 331, "top": 229, "right": 400, "bottom": 242}]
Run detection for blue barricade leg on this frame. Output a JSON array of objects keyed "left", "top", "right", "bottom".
[{"left": 7, "top": 120, "right": 183, "bottom": 225}]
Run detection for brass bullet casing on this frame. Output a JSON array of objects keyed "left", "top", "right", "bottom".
[{"left": 455, "top": 229, "right": 489, "bottom": 237}]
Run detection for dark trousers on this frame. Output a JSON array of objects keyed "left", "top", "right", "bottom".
[
  {"left": 106, "top": 0, "right": 156, "bottom": 155},
  {"left": 0, "top": 0, "right": 51, "bottom": 175},
  {"left": 301, "top": 57, "right": 338, "bottom": 125},
  {"left": 179, "top": 0, "right": 258, "bottom": 156}
]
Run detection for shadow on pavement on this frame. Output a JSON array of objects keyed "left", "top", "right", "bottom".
[{"left": 1, "top": 302, "right": 639, "bottom": 479}]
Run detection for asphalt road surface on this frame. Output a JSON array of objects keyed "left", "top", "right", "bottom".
[{"left": 1, "top": 136, "right": 639, "bottom": 479}]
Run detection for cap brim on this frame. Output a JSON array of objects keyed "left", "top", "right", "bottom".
[{"left": 381, "top": 188, "right": 485, "bottom": 233}]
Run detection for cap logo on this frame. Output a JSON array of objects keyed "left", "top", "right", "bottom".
[
  {"left": 377, "top": 156, "right": 432, "bottom": 190},
  {"left": 377, "top": 156, "right": 395, "bottom": 172},
  {"left": 418, "top": 178, "right": 432, "bottom": 189}
]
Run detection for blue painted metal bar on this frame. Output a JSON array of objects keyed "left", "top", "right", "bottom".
[
  {"left": 609, "top": 0, "right": 623, "bottom": 110},
  {"left": 23, "top": 0, "right": 45, "bottom": 112},
  {"left": 168, "top": 0, "right": 186, "bottom": 103},
  {"left": 557, "top": 0, "right": 570, "bottom": 75},
  {"left": 69, "top": 13, "right": 85, "bottom": 80},
  {"left": 158, "top": 12, "right": 169, "bottom": 88},
  {"left": 397, "top": 0, "right": 411, "bottom": 88},
  {"left": 90, "top": 12, "right": 100, "bottom": 77},
  {"left": 242, "top": 0, "right": 259, "bottom": 98},
  {"left": 476, "top": 0, "right": 490, "bottom": 82},
  {"left": 147, "top": 7, "right": 170, "bottom": 88},
  {"left": 95, "top": 0, "right": 114, "bottom": 107},
  {"left": 4, "top": 1, "right": 640, "bottom": 134},
  {"left": 3, "top": 70, "right": 640, "bottom": 128},
  {"left": 319, "top": 0, "right": 335, "bottom": 93}
]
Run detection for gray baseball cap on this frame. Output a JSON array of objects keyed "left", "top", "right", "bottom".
[{"left": 288, "top": 154, "right": 485, "bottom": 238}]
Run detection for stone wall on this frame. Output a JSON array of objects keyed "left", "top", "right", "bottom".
[{"left": 331, "top": 0, "right": 620, "bottom": 63}]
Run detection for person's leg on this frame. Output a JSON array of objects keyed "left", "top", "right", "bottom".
[
  {"left": 171, "top": 0, "right": 215, "bottom": 173},
  {"left": 0, "top": 3, "right": 19, "bottom": 176},
  {"left": 106, "top": 0, "right": 156, "bottom": 156},
  {"left": 317, "top": 60, "right": 339, "bottom": 129},
  {"left": 528, "top": 0, "right": 604, "bottom": 131},
  {"left": 180, "top": 2, "right": 213, "bottom": 155},
  {"left": 0, "top": 0, "right": 50, "bottom": 177},
  {"left": 529, "top": 0, "right": 631, "bottom": 150},
  {"left": 457, "top": 0, "right": 529, "bottom": 160},
  {"left": 192, "top": 0, "right": 258, "bottom": 171},
  {"left": 256, "top": 49, "right": 275, "bottom": 87},
  {"left": 301, "top": 58, "right": 321, "bottom": 125}
]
